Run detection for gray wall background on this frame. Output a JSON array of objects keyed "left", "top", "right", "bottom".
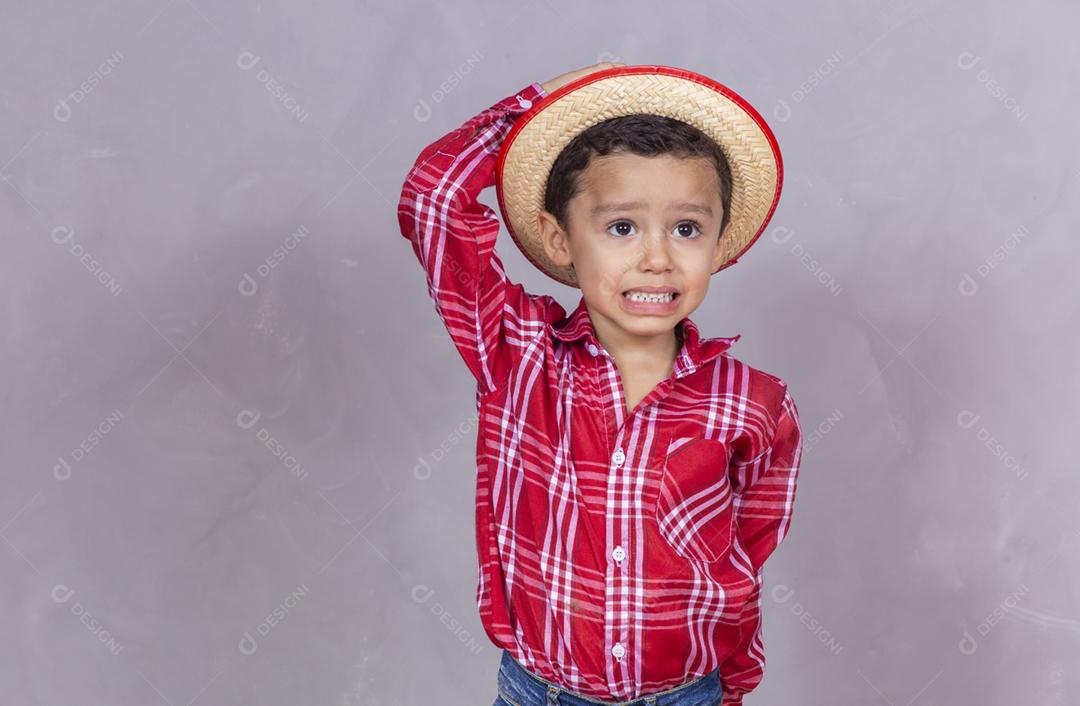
[{"left": 2, "top": 1, "right": 1077, "bottom": 704}]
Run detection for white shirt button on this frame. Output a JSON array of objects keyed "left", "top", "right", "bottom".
[
  {"left": 611, "top": 642, "right": 625, "bottom": 661},
  {"left": 586, "top": 343, "right": 599, "bottom": 357},
  {"left": 517, "top": 96, "right": 532, "bottom": 109},
  {"left": 612, "top": 448, "right": 625, "bottom": 466},
  {"left": 612, "top": 545, "right": 626, "bottom": 563}
]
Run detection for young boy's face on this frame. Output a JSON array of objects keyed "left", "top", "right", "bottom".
[{"left": 538, "top": 151, "right": 728, "bottom": 344}]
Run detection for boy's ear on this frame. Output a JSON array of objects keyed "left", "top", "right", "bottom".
[
  {"left": 537, "top": 210, "right": 574, "bottom": 269},
  {"left": 711, "top": 224, "right": 729, "bottom": 271}
]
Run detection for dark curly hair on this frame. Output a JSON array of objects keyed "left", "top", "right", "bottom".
[{"left": 542, "top": 114, "right": 733, "bottom": 241}]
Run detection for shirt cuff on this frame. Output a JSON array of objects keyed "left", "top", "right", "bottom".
[{"left": 494, "top": 82, "right": 545, "bottom": 121}]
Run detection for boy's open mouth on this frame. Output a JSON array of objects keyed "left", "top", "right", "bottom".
[{"left": 622, "top": 288, "right": 680, "bottom": 304}]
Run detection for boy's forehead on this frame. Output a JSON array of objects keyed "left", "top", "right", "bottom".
[{"left": 576, "top": 153, "right": 721, "bottom": 212}]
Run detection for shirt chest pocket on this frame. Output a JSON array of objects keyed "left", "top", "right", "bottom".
[{"left": 654, "top": 436, "right": 737, "bottom": 564}]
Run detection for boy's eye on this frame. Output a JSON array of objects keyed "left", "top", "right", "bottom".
[
  {"left": 675, "top": 221, "right": 703, "bottom": 239},
  {"left": 607, "top": 221, "right": 636, "bottom": 237}
]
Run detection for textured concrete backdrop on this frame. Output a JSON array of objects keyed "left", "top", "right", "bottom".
[{"left": 2, "top": 1, "right": 1077, "bottom": 704}]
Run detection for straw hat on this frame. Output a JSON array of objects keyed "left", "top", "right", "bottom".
[{"left": 494, "top": 64, "right": 783, "bottom": 288}]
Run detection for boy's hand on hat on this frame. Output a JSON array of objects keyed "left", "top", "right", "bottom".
[{"left": 540, "top": 62, "right": 625, "bottom": 95}]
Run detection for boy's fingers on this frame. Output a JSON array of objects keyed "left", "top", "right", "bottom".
[{"left": 541, "top": 62, "right": 629, "bottom": 94}]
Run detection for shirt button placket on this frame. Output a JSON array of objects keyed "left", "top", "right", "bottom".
[{"left": 610, "top": 444, "right": 629, "bottom": 670}]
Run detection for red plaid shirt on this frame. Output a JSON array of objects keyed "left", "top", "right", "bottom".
[{"left": 397, "top": 80, "right": 803, "bottom": 705}]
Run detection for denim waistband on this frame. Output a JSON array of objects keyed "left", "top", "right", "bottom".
[{"left": 496, "top": 650, "right": 722, "bottom": 706}]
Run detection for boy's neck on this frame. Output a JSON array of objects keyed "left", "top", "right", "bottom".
[{"left": 586, "top": 302, "right": 681, "bottom": 374}]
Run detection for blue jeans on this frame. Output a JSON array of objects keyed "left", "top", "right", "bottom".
[{"left": 493, "top": 650, "right": 723, "bottom": 706}]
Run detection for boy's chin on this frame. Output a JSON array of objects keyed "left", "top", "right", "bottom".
[{"left": 609, "top": 310, "right": 683, "bottom": 338}]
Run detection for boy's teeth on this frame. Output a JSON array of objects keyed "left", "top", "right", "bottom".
[{"left": 624, "top": 291, "right": 675, "bottom": 303}]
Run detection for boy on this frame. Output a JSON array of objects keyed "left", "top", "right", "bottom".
[{"left": 397, "top": 63, "right": 802, "bottom": 705}]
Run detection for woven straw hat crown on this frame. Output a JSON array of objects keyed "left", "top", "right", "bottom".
[{"left": 495, "top": 64, "right": 783, "bottom": 288}]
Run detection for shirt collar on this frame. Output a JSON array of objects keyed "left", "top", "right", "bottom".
[{"left": 549, "top": 295, "right": 741, "bottom": 379}]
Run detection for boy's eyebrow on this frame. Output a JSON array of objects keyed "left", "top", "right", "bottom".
[{"left": 590, "top": 201, "right": 714, "bottom": 217}]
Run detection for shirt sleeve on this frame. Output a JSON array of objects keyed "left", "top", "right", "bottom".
[
  {"left": 396, "top": 81, "right": 551, "bottom": 394},
  {"left": 720, "top": 387, "right": 803, "bottom": 705},
  {"left": 718, "top": 568, "right": 765, "bottom": 706}
]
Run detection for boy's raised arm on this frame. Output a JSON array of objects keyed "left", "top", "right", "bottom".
[
  {"left": 397, "top": 81, "right": 550, "bottom": 394},
  {"left": 720, "top": 387, "right": 803, "bottom": 704}
]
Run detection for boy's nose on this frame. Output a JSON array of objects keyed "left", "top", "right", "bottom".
[{"left": 637, "top": 231, "right": 674, "bottom": 271}]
